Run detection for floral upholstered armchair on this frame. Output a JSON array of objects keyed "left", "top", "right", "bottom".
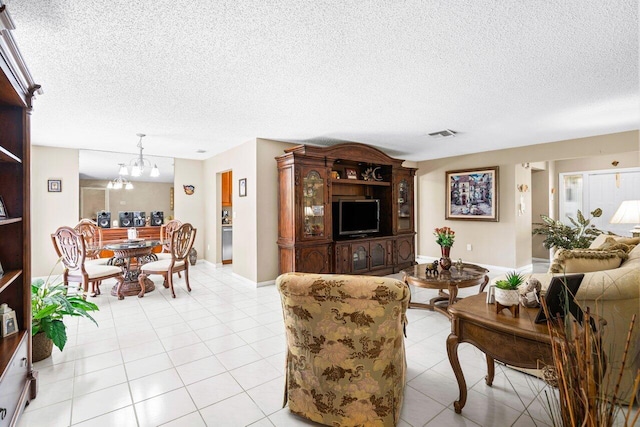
[{"left": 276, "top": 272, "right": 410, "bottom": 426}]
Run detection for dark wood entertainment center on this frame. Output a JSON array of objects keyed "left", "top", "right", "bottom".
[{"left": 276, "top": 143, "right": 416, "bottom": 275}]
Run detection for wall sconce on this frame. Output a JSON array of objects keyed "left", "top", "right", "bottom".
[{"left": 517, "top": 184, "right": 529, "bottom": 216}]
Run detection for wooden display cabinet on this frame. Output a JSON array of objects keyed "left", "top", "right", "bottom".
[
  {"left": 0, "top": 4, "right": 42, "bottom": 425},
  {"left": 276, "top": 143, "right": 416, "bottom": 276}
]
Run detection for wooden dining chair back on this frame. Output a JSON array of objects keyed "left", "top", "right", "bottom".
[
  {"left": 139, "top": 223, "right": 197, "bottom": 298},
  {"left": 160, "top": 219, "right": 182, "bottom": 253},
  {"left": 74, "top": 219, "right": 103, "bottom": 259},
  {"left": 51, "top": 226, "right": 124, "bottom": 297}
]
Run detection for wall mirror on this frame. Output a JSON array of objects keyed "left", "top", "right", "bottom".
[{"left": 79, "top": 149, "right": 175, "bottom": 225}]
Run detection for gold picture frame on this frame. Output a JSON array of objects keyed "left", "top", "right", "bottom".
[{"left": 445, "top": 166, "right": 499, "bottom": 221}]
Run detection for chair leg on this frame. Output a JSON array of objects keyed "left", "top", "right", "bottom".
[
  {"left": 82, "top": 278, "right": 89, "bottom": 300},
  {"left": 116, "top": 276, "right": 125, "bottom": 300},
  {"left": 184, "top": 267, "right": 191, "bottom": 293},
  {"left": 168, "top": 271, "right": 176, "bottom": 298},
  {"left": 137, "top": 273, "right": 147, "bottom": 298}
]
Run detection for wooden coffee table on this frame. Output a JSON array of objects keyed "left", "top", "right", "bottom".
[
  {"left": 447, "top": 293, "right": 553, "bottom": 413},
  {"left": 401, "top": 263, "right": 489, "bottom": 316}
]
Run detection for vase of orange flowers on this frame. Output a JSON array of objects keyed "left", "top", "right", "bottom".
[{"left": 434, "top": 227, "right": 455, "bottom": 270}]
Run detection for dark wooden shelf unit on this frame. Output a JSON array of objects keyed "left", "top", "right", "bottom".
[
  {"left": 276, "top": 142, "right": 416, "bottom": 276},
  {"left": 0, "top": 4, "right": 42, "bottom": 425}
]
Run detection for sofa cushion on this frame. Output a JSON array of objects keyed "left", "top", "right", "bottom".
[{"left": 548, "top": 248, "right": 628, "bottom": 274}]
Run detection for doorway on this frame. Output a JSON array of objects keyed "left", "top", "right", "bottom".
[{"left": 221, "top": 170, "right": 233, "bottom": 264}]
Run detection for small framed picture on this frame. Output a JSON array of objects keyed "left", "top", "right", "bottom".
[
  {"left": 239, "top": 178, "right": 247, "bottom": 197},
  {"left": 48, "top": 179, "right": 62, "bottom": 192},
  {"left": 345, "top": 168, "right": 358, "bottom": 180},
  {"left": 0, "top": 195, "right": 7, "bottom": 219},
  {"left": 1, "top": 310, "right": 18, "bottom": 337}
]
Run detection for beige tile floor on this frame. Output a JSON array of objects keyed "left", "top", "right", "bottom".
[{"left": 19, "top": 261, "right": 635, "bottom": 426}]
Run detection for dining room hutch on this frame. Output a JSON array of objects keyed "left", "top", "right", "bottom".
[
  {"left": 276, "top": 143, "right": 416, "bottom": 276},
  {"left": 0, "top": 3, "right": 42, "bottom": 425}
]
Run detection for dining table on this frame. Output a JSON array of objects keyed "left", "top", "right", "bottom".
[{"left": 103, "top": 239, "right": 162, "bottom": 298}]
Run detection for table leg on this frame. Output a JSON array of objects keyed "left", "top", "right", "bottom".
[
  {"left": 447, "top": 284, "right": 458, "bottom": 305},
  {"left": 447, "top": 333, "right": 467, "bottom": 414},
  {"left": 485, "top": 355, "right": 495, "bottom": 386}
]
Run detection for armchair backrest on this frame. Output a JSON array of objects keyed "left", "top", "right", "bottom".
[
  {"left": 276, "top": 272, "right": 410, "bottom": 426},
  {"left": 160, "top": 219, "right": 182, "bottom": 253},
  {"left": 52, "top": 226, "right": 87, "bottom": 272},
  {"left": 171, "top": 223, "right": 196, "bottom": 262}
]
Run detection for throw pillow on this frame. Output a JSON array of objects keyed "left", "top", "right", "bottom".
[
  {"left": 597, "top": 237, "right": 634, "bottom": 253},
  {"left": 548, "top": 248, "right": 628, "bottom": 274}
]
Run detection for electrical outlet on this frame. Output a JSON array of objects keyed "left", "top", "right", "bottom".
[{"left": 467, "top": 244, "right": 472, "bottom": 251}]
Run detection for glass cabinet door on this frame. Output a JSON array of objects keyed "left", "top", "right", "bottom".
[
  {"left": 352, "top": 245, "right": 369, "bottom": 272},
  {"left": 302, "top": 169, "right": 326, "bottom": 238},
  {"left": 370, "top": 242, "right": 386, "bottom": 269},
  {"left": 398, "top": 178, "right": 412, "bottom": 231}
]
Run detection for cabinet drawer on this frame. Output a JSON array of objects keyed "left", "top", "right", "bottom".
[{"left": 0, "top": 334, "right": 28, "bottom": 427}]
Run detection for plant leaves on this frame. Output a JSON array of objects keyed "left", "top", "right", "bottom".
[{"left": 48, "top": 320, "right": 67, "bottom": 351}]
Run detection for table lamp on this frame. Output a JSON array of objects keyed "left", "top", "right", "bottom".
[{"left": 610, "top": 200, "right": 640, "bottom": 237}]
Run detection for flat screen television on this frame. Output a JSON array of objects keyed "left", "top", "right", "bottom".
[{"left": 335, "top": 199, "right": 380, "bottom": 236}]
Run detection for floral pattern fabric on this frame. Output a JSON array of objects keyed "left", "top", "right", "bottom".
[{"left": 276, "top": 272, "right": 410, "bottom": 427}]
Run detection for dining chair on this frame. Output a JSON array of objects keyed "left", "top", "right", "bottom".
[
  {"left": 51, "top": 226, "right": 124, "bottom": 298},
  {"left": 138, "top": 223, "right": 196, "bottom": 298},
  {"left": 156, "top": 219, "right": 183, "bottom": 260},
  {"left": 74, "top": 219, "right": 103, "bottom": 259}
]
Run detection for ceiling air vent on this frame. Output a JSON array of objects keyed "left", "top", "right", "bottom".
[{"left": 428, "top": 129, "right": 457, "bottom": 138}]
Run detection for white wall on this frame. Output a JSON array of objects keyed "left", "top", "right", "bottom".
[
  {"left": 416, "top": 131, "right": 638, "bottom": 270},
  {"left": 31, "top": 146, "right": 80, "bottom": 276},
  {"left": 174, "top": 159, "right": 205, "bottom": 258},
  {"left": 202, "top": 138, "right": 296, "bottom": 284}
]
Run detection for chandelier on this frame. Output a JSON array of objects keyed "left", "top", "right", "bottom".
[
  {"left": 107, "top": 164, "right": 134, "bottom": 190},
  {"left": 119, "top": 133, "right": 160, "bottom": 177}
]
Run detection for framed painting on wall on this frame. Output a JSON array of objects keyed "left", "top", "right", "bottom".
[
  {"left": 239, "top": 178, "right": 247, "bottom": 197},
  {"left": 48, "top": 179, "right": 62, "bottom": 192},
  {"left": 445, "top": 166, "right": 499, "bottom": 222}
]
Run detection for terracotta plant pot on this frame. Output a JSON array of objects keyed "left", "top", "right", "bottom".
[
  {"left": 494, "top": 288, "right": 520, "bottom": 306},
  {"left": 32, "top": 332, "right": 54, "bottom": 362}
]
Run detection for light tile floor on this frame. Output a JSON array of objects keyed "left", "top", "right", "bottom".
[{"left": 19, "top": 262, "right": 635, "bottom": 426}]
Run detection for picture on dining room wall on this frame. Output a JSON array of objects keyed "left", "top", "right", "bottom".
[
  {"left": 48, "top": 179, "right": 62, "bottom": 192},
  {"left": 239, "top": 178, "right": 247, "bottom": 197},
  {"left": 445, "top": 166, "right": 499, "bottom": 222}
]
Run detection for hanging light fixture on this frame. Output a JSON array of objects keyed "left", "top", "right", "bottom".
[
  {"left": 125, "top": 133, "right": 160, "bottom": 177},
  {"left": 107, "top": 164, "right": 134, "bottom": 190}
]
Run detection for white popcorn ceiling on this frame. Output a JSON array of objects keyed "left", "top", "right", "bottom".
[{"left": 7, "top": 0, "right": 639, "bottom": 162}]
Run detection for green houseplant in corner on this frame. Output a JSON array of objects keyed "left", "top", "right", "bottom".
[
  {"left": 532, "top": 208, "right": 604, "bottom": 250},
  {"left": 494, "top": 271, "right": 526, "bottom": 307},
  {"left": 31, "top": 277, "right": 99, "bottom": 362}
]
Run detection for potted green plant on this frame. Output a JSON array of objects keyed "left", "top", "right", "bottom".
[
  {"left": 532, "top": 208, "right": 604, "bottom": 250},
  {"left": 494, "top": 271, "right": 525, "bottom": 306},
  {"left": 31, "top": 277, "right": 99, "bottom": 362}
]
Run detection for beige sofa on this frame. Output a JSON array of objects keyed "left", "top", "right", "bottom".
[{"left": 491, "top": 234, "right": 640, "bottom": 404}]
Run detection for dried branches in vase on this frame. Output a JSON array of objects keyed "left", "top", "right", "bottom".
[{"left": 540, "top": 299, "right": 640, "bottom": 427}]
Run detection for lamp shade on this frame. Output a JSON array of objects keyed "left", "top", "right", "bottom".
[{"left": 610, "top": 200, "right": 640, "bottom": 224}]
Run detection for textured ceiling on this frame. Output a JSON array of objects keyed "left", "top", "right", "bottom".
[{"left": 7, "top": 0, "right": 639, "bottom": 163}]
